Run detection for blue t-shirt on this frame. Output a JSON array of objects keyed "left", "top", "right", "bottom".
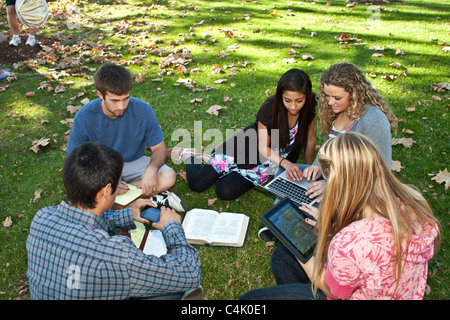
[{"left": 66, "top": 97, "right": 164, "bottom": 162}]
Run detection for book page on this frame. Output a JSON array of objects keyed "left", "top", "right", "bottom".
[
  {"left": 183, "top": 209, "right": 218, "bottom": 242},
  {"left": 142, "top": 230, "right": 167, "bottom": 257},
  {"left": 210, "top": 212, "right": 245, "bottom": 244}
]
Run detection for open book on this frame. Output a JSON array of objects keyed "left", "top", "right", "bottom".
[
  {"left": 182, "top": 208, "right": 250, "bottom": 247},
  {"left": 115, "top": 184, "right": 142, "bottom": 206}
]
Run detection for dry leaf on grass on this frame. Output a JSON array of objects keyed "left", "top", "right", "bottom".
[
  {"left": 190, "top": 98, "right": 203, "bottom": 103},
  {"left": 54, "top": 85, "right": 66, "bottom": 93},
  {"left": 67, "top": 104, "right": 82, "bottom": 114},
  {"left": 392, "top": 137, "right": 416, "bottom": 148},
  {"left": 214, "top": 79, "right": 227, "bottom": 84},
  {"left": 431, "top": 168, "right": 449, "bottom": 191},
  {"left": 402, "top": 129, "right": 415, "bottom": 134},
  {"left": 431, "top": 95, "right": 441, "bottom": 102},
  {"left": 391, "top": 160, "right": 403, "bottom": 172},
  {"left": 283, "top": 57, "right": 296, "bottom": 64},
  {"left": 389, "top": 62, "right": 403, "bottom": 69},
  {"left": 178, "top": 170, "right": 187, "bottom": 182},
  {"left": 205, "top": 105, "right": 227, "bottom": 116},
  {"left": 302, "top": 53, "right": 314, "bottom": 60},
  {"left": 208, "top": 198, "right": 217, "bottom": 206},
  {"left": 431, "top": 82, "right": 450, "bottom": 92},
  {"left": 2, "top": 217, "right": 12, "bottom": 228},
  {"left": 32, "top": 188, "right": 43, "bottom": 202},
  {"left": 30, "top": 138, "right": 52, "bottom": 153}
]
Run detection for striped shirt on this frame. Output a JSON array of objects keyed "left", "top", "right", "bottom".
[{"left": 26, "top": 201, "right": 201, "bottom": 299}]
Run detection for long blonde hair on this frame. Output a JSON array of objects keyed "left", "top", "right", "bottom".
[
  {"left": 318, "top": 62, "right": 397, "bottom": 134},
  {"left": 311, "top": 133, "right": 441, "bottom": 297}
]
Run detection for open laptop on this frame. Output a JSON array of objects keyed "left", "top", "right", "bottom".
[
  {"left": 259, "top": 198, "right": 317, "bottom": 263},
  {"left": 255, "top": 170, "right": 318, "bottom": 208}
]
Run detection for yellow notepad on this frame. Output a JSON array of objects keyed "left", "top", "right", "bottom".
[
  {"left": 114, "top": 184, "right": 142, "bottom": 206},
  {"left": 130, "top": 221, "right": 146, "bottom": 248}
]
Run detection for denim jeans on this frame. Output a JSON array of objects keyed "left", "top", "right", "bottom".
[{"left": 239, "top": 246, "right": 327, "bottom": 300}]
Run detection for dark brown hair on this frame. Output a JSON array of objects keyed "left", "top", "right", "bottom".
[
  {"left": 63, "top": 142, "right": 124, "bottom": 209},
  {"left": 94, "top": 62, "right": 133, "bottom": 97},
  {"left": 272, "top": 68, "right": 316, "bottom": 153}
]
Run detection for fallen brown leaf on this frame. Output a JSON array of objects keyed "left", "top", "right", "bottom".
[
  {"left": 208, "top": 198, "right": 218, "bottom": 206},
  {"left": 431, "top": 95, "right": 441, "bottom": 102},
  {"left": 431, "top": 82, "right": 450, "bottom": 92},
  {"left": 391, "top": 160, "right": 403, "bottom": 172},
  {"left": 67, "top": 104, "right": 82, "bottom": 114},
  {"left": 2, "top": 217, "right": 12, "bottom": 228},
  {"left": 178, "top": 170, "right": 187, "bottom": 182},
  {"left": 392, "top": 137, "right": 416, "bottom": 148},
  {"left": 33, "top": 188, "right": 43, "bottom": 202},
  {"left": 431, "top": 168, "right": 449, "bottom": 191},
  {"left": 402, "top": 129, "right": 415, "bottom": 134},
  {"left": 205, "top": 105, "right": 227, "bottom": 116},
  {"left": 30, "top": 138, "right": 52, "bottom": 153}
]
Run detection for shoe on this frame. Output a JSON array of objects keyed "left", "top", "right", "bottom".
[
  {"left": 26, "top": 36, "right": 36, "bottom": 47},
  {"left": 181, "top": 286, "right": 203, "bottom": 300},
  {"left": 258, "top": 227, "right": 276, "bottom": 242},
  {"left": 167, "top": 147, "right": 198, "bottom": 162},
  {"left": 9, "top": 36, "right": 21, "bottom": 47},
  {"left": 167, "top": 147, "right": 211, "bottom": 164},
  {"left": 151, "top": 191, "right": 186, "bottom": 212}
]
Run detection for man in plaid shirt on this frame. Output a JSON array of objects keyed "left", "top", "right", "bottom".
[{"left": 26, "top": 142, "right": 201, "bottom": 299}]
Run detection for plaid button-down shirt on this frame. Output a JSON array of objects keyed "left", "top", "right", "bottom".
[{"left": 26, "top": 201, "right": 201, "bottom": 299}]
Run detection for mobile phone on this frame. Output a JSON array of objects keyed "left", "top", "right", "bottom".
[{"left": 140, "top": 206, "right": 160, "bottom": 223}]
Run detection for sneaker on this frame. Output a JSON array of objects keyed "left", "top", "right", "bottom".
[
  {"left": 151, "top": 191, "right": 186, "bottom": 212},
  {"left": 9, "top": 36, "right": 21, "bottom": 47},
  {"left": 26, "top": 36, "right": 36, "bottom": 47},
  {"left": 181, "top": 286, "right": 203, "bottom": 300},
  {"left": 258, "top": 227, "right": 276, "bottom": 242}
]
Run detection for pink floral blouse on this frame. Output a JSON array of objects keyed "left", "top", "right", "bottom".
[{"left": 324, "top": 217, "right": 438, "bottom": 300}]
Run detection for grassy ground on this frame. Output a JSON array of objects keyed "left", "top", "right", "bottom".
[{"left": 0, "top": 0, "right": 448, "bottom": 300}]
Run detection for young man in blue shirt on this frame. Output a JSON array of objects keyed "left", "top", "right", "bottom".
[
  {"left": 27, "top": 142, "right": 201, "bottom": 299},
  {"left": 66, "top": 63, "right": 176, "bottom": 199}
]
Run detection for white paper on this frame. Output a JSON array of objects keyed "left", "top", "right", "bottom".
[{"left": 142, "top": 230, "right": 167, "bottom": 257}]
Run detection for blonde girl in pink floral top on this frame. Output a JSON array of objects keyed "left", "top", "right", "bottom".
[
  {"left": 240, "top": 133, "right": 441, "bottom": 300},
  {"left": 305, "top": 133, "right": 441, "bottom": 300}
]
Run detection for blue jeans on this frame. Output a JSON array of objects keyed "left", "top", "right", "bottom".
[{"left": 239, "top": 246, "right": 327, "bottom": 300}]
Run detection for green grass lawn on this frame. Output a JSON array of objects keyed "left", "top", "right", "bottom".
[{"left": 0, "top": 0, "right": 448, "bottom": 300}]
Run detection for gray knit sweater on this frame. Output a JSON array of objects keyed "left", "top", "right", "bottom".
[{"left": 313, "top": 106, "right": 392, "bottom": 169}]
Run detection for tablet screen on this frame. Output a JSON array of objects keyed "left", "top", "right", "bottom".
[{"left": 260, "top": 198, "right": 317, "bottom": 262}]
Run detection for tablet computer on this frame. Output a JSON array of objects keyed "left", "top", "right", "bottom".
[{"left": 259, "top": 198, "right": 317, "bottom": 263}]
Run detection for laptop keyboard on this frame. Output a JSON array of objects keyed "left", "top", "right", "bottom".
[{"left": 266, "top": 178, "right": 313, "bottom": 205}]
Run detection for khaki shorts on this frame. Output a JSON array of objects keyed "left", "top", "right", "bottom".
[{"left": 121, "top": 156, "right": 174, "bottom": 182}]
